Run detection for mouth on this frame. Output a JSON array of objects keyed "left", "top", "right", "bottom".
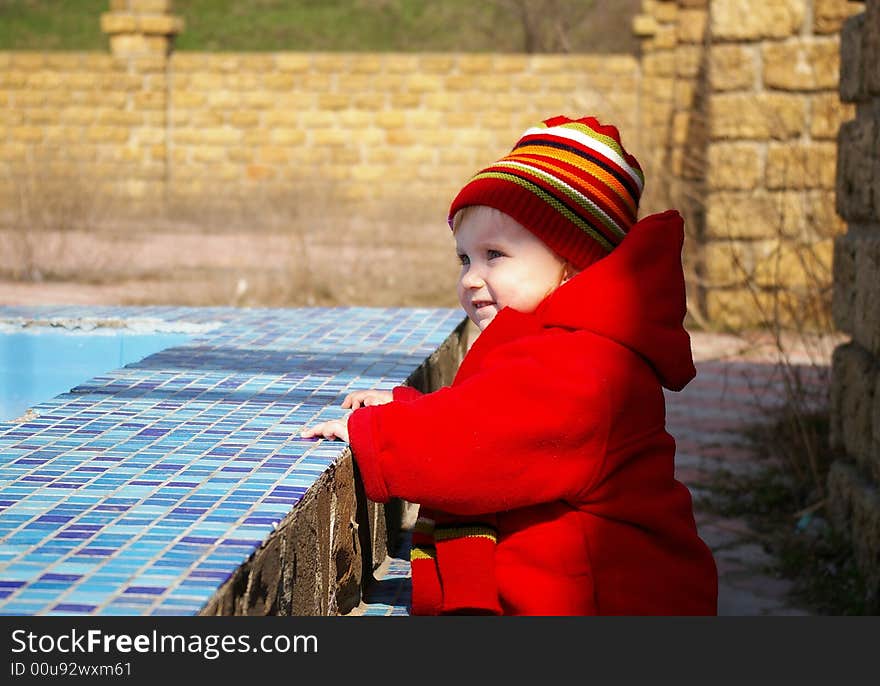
[{"left": 472, "top": 301, "right": 495, "bottom": 311}]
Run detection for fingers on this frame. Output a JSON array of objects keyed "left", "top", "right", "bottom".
[
  {"left": 301, "top": 425, "right": 325, "bottom": 439},
  {"left": 300, "top": 419, "right": 348, "bottom": 442},
  {"left": 341, "top": 389, "right": 395, "bottom": 411},
  {"left": 300, "top": 421, "right": 333, "bottom": 438},
  {"left": 363, "top": 391, "right": 393, "bottom": 407},
  {"left": 299, "top": 424, "right": 319, "bottom": 438},
  {"left": 342, "top": 391, "right": 363, "bottom": 409},
  {"left": 342, "top": 390, "right": 380, "bottom": 410}
]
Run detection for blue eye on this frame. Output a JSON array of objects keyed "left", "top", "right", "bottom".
[
  {"left": 487, "top": 249, "right": 504, "bottom": 260},
  {"left": 458, "top": 254, "right": 470, "bottom": 266}
]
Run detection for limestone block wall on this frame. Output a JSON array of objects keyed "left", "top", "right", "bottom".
[
  {"left": 828, "top": 0, "right": 880, "bottom": 610},
  {"left": 163, "top": 51, "right": 639, "bottom": 210},
  {"left": 0, "top": 44, "right": 639, "bottom": 219},
  {"left": 0, "top": 52, "right": 170, "bottom": 204},
  {"left": 634, "top": 0, "right": 858, "bottom": 329},
  {"left": 634, "top": 0, "right": 712, "bottom": 324}
]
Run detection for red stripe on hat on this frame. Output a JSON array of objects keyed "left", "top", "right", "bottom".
[
  {"left": 448, "top": 115, "right": 644, "bottom": 271},
  {"left": 541, "top": 115, "right": 643, "bottom": 177},
  {"left": 449, "top": 174, "right": 614, "bottom": 269},
  {"left": 480, "top": 163, "right": 623, "bottom": 245},
  {"left": 512, "top": 145, "right": 639, "bottom": 215},
  {"left": 515, "top": 133, "right": 642, "bottom": 201},
  {"left": 505, "top": 153, "right": 636, "bottom": 228}
]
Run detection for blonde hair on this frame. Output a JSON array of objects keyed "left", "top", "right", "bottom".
[{"left": 451, "top": 206, "right": 476, "bottom": 233}]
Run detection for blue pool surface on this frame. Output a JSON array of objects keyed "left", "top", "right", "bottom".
[
  {"left": 0, "top": 305, "right": 464, "bottom": 616},
  {"left": 1, "top": 331, "right": 192, "bottom": 422}
]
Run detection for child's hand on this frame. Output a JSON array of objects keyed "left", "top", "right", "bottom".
[
  {"left": 299, "top": 390, "right": 393, "bottom": 442},
  {"left": 341, "top": 389, "right": 394, "bottom": 409},
  {"left": 300, "top": 419, "right": 349, "bottom": 443}
]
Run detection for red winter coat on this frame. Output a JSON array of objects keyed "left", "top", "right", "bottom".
[{"left": 348, "top": 209, "right": 718, "bottom": 615}]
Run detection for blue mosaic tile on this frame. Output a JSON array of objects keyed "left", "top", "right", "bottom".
[
  {"left": 356, "top": 533, "right": 413, "bottom": 617},
  {"left": 0, "top": 306, "right": 463, "bottom": 615}
]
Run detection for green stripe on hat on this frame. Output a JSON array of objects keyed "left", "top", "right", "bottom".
[
  {"left": 492, "top": 160, "right": 628, "bottom": 240},
  {"left": 471, "top": 170, "right": 616, "bottom": 252}
]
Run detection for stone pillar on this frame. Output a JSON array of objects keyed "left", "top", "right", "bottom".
[
  {"left": 100, "top": 0, "right": 184, "bottom": 58},
  {"left": 828, "top": 0, "right": 880, "bottom": 611},
  {"left": 97, "top": 1, "right": 184, "bottom": 207},
  {"left": 701, "top": 0, "right": 859, "bottom": 329},
  {"left": 635, "top": 1, "right": 859, "bottom": 329},
  {"left": 633, "top": 1, "right": 710, "bottom": 326},
  {"left": 633, "top": 0, "right": 684, "bottom": 216}
]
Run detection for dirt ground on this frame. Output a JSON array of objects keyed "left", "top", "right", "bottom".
[{"left": 0, "top": 216, "right": 462, "bottom": 310}]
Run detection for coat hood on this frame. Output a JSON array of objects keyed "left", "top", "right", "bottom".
[{"left": 535, "top": 209, "right": 696, "bottom": 391}]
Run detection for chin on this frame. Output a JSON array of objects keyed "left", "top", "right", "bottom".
[{"left": 476, "top": 314, "right": 496, "bottom": 330}]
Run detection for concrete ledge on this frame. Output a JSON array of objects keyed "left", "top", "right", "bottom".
[
  {"left": 199, "top": 317, "right": 470, "bottom": 615},
  {"left": 0, "top": 305, "right": 465, "bottom": 616}
]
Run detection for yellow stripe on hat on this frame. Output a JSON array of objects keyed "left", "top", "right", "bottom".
[
  {"left": 510, "top": 145, "right": 638, "bottom": 215},
  {"left": 470, "top": 170, "right": 617, "bottom": 251},
  {"left": 506, "top": 152, "right": 636, "bottom": 224},
  {"left": 487, "top": 162, "right": 625, "bottom": 241},
  {"left": 522, "top": 123, "right": 644, "bottom": 191}
]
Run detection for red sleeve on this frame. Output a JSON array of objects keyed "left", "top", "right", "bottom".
[
  {"left": 347, "top": 342, "right": 610, "bottom": 515},
  {"left": 392, "top": 386, "right": 424, "bottom": 402}
]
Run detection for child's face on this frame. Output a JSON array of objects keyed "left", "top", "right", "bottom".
[{"left": 454, "top": 206, "right": 569, "bottom": 331}]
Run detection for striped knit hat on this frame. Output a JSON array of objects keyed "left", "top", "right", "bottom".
[{"left": 448, "top": 115, "right": 645, "bottom": 270}]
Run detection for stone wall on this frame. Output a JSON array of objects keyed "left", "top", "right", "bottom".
[
  {"left": 828, "top": 0, "right": 880, "bottom": 611},
  {"left": 634, "top": 0, "right": 713, "bottom": 324},
  {"left": 634, "top": 0, "right": 858, "bottom": 328},
  {"left": 162, "top": 51, "right": 638, "bottom": 208},
  {"left": 0, "top": 51, "right": 171, "bottom": 204},
  {"left": 0, "top": 48, "right": 636, "bottom": 209},
  {"left": 0, "top": 0, "right": 860, "bottom": 329},
  {"left": 0, "top": 0, "right": 639, "bottom": 221}
]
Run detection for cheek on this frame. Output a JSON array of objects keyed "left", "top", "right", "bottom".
[
  {"left": 456, "top": 278, "right": 468, "bottom": 307},
  {"left": 503, "top": 268, "right": 557, "bottom": 309},
  {"left": 499, "top": 263, "right": 533, "bottom": 292}
]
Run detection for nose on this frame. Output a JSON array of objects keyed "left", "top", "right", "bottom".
[{"left": 460, "top": 265, "right": 484, "bottom": 289}]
